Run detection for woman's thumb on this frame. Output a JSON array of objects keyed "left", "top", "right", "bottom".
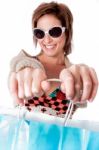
[{"left": 41, "top": 80, "right": 51, "bottom": 92}]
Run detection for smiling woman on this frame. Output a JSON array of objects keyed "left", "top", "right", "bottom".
[
  {"left": 0, "top": 0, "right": 98, "bottom": 120},
  {"left": 7, "top": 1, "right": 98, "bottom": 119}
]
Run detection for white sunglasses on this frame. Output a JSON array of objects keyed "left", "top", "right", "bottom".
[{"left": 33, "top": 26, "right": 66, "bottom": 39}]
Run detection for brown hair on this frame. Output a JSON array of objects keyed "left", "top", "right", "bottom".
[{"left": 32, "top": 1, "right": 73, "bottom": 55}]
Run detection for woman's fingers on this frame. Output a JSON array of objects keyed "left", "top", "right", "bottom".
[
  {"left": 9, "top": 72, "right": 17, "bottom": 96},
  {"left": 41, "top": 80, "right": 51, "bottom": 92},
  {"left": 59, "top": 68, "right": 75, "bottom": 99},
  {"left": 60, "top": 65, "right": 83, "bottom": 102},
  {"left": 79, "top": 66, "right": 92, "bottom": 101},
  {"left": 24, "top": 68, "right": 33, "bottom": 98},
  {"left": 9, "top": 68, "right": 48, "bottom": 106},
  {"left": 16, "top": 68, "right": 47, "bottom": 98},
  {"left": 68, "top": 65, "right": 82, "bottom": 102},
  {"left": 16, "top": 71, "right": 24, "bottom": 98},
  {"left": 59, "top": 64, "right": 98, "bottom": 103},
  {"left": 88, "top": 68, "right": 98, "bottom": 102},
  {"left": 9, "top": 72, "right": 24, "bottom": 106},
  {"left": 32, "top": 68, "right": 47, "bottom": 97}
]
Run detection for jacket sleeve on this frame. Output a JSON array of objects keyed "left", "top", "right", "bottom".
[{"left": 10, "top": 49, "right": 45, "bottom": 72}]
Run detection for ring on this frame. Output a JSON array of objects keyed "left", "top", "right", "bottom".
[
  {"left": 76, "top": 90, "right": 83, "bottom": 99},
  {"left": 80, "top": 90, "right": 83, "bottom": 96}
]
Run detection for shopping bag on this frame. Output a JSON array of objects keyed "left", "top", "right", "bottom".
[{"left": 0, "top": 106, "right": 99, "bottom": 150}]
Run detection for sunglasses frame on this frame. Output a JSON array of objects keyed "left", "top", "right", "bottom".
[{"left": 33, "top": 26, "right": 66, "bottom": 39}]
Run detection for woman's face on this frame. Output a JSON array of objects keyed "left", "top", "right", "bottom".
[{"left": 36, "top": 14, "right": 66, "bottom": 57}]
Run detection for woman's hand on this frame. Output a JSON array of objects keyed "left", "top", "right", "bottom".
[
  {"left": 9, "top": 64, "right": 98, "bottom": 106},
  {"left": 59, "top": 64, "right": 98, "bottom": 103},
  {"left": 9, "top": 68, "right": 50, "bottom": 106}
]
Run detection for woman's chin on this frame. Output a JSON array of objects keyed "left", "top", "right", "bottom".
[
  {"left": 43, "top": 48, "right": 57, "bottom": 56},
  {"left": 44, "top": 51, "right": 56, "bottom": 57}
]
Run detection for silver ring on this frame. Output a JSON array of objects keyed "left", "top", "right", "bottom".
[
  {"left": 76, "top": 90, "right": 83, "bottom": 99},
  {"left": 80, "top": 90, "right": 83, "bottom": 96}
]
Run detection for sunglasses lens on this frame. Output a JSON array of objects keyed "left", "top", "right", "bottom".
[
  {"left": 33, "top": 29, "right": 44, "bottom": 39},
  {"left": 49, "top": 27, "right": 62, "bottom": 37}
]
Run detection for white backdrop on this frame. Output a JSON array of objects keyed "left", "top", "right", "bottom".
[{"left": 0, "top": 0, "right": 99, "bottom": 120}]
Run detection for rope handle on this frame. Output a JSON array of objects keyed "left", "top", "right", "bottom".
[{"left": 46, "top": 78, "right": 61, "bottom": 82}]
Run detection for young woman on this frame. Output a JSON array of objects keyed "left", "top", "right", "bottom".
[{"left": 9, "top": 2, "right": 98, "bottom": 117}]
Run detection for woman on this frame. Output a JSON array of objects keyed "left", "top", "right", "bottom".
[{"left": 9, "top": 2, "right": 98, "bottom": 117}]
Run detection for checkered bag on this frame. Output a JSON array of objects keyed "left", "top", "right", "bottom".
[{"left": 24, "top": 79, "right": 77, "bottom": 117}]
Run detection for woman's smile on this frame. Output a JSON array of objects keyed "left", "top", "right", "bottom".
[{"left": 44, "top": 44, "right": 56, "bottom": 51}]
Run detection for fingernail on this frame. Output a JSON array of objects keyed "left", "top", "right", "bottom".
[
  {"left": 67, "top": 97, "right": 73, "bottom": 100},
  {"left": 32, "top": 88, "right": 39, "bottom": 93},
  {"left": 89, "top": 99, "right": 93, "bottom": 102},
  {"left": 33, "top": 91, "right": 44, "bottom": 97}
]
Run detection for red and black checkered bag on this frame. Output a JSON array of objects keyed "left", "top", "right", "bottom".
[
  {"left": 24, "top": 79, "right": 77, "bottom": 117},
  {"left": 25, "top": 88, "right": 70, "bottom": 113}
]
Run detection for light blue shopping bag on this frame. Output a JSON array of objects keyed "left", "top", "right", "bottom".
[{"left": 0, "top": 107, "right": 99, "bottom": 150}]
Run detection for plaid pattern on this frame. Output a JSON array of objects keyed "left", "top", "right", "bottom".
[{"left": 24, "top": 88, "right": 77, "bottom": 117}]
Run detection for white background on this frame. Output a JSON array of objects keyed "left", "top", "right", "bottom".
[{"left": 0, "top": 0, "right": 99, "bottom": 120}]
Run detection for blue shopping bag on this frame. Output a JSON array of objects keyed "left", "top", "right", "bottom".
[{"left": 0, "top": 107, "right": 99, "bottom": 150}]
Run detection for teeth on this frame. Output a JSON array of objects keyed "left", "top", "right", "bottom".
[{"left": 45, "top": 45, "right": 55, "bottom": 49}]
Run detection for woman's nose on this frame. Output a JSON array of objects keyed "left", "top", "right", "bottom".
[{"left": 43, "top": 34, "right": 53, "bottom": 43}]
